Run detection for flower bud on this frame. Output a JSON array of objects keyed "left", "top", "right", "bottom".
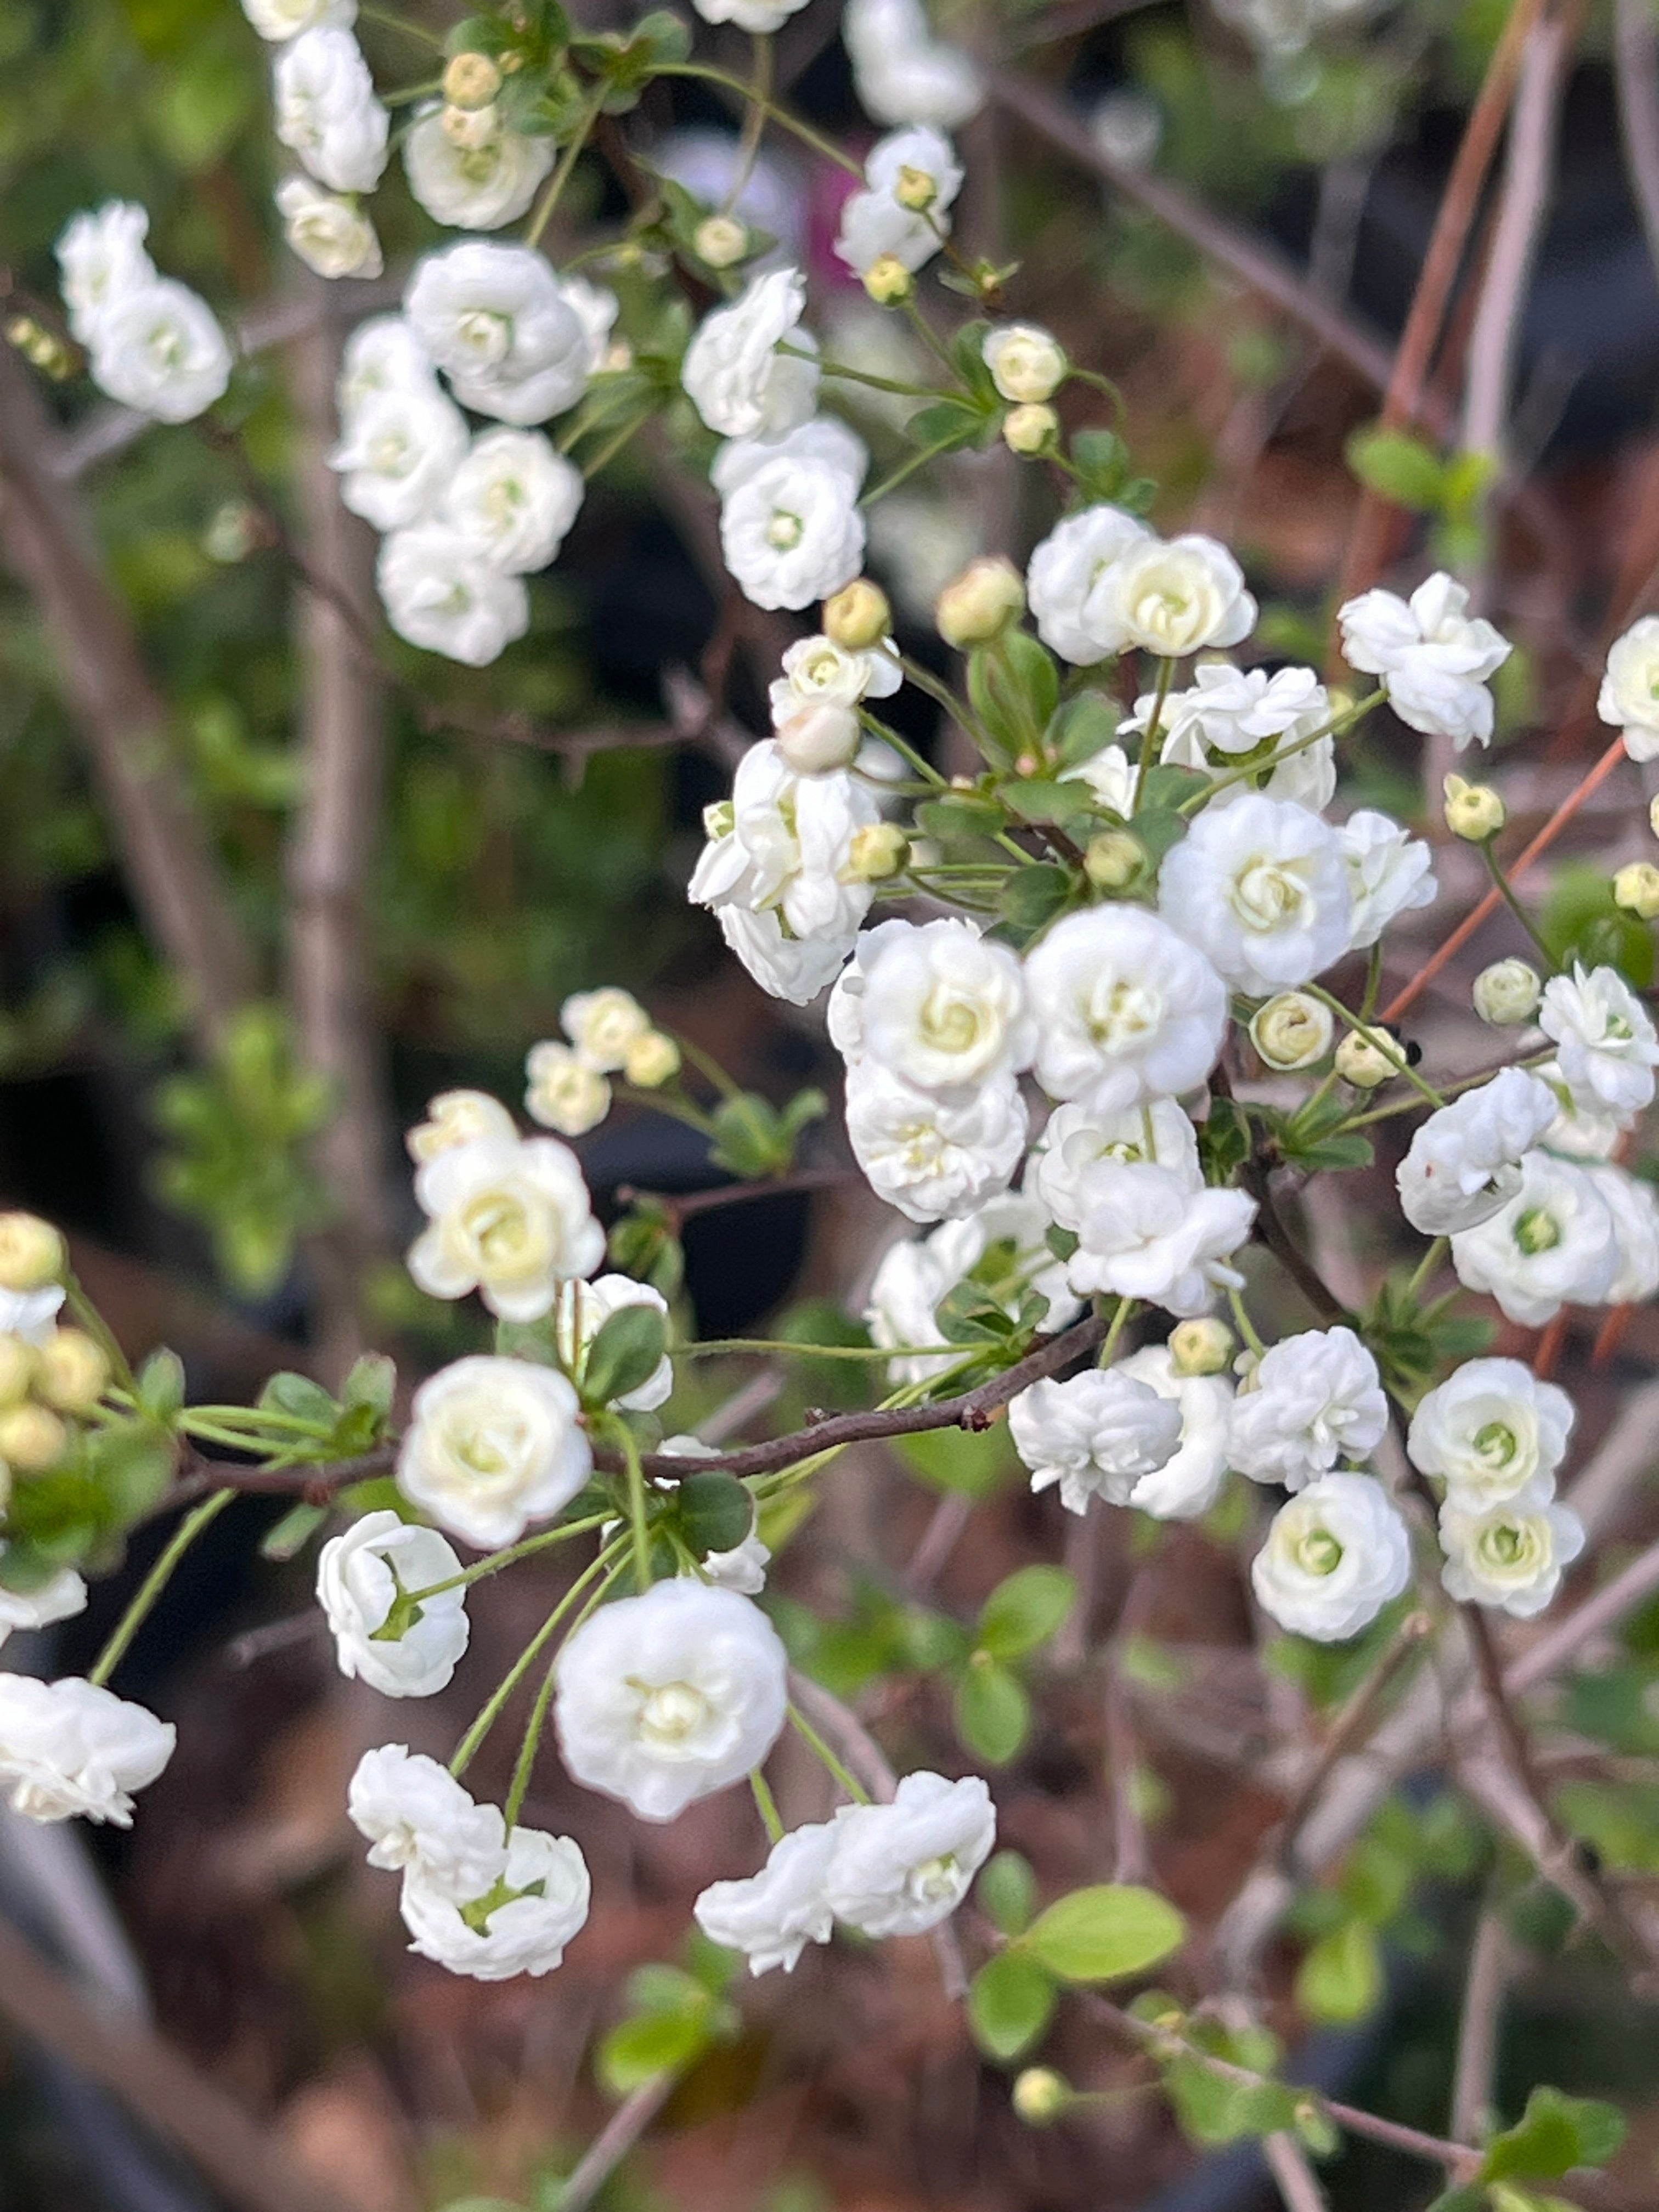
[
  {"left": 1003, "top": 403, "right": 1059, "bottom": 457},
  {"left": 843, "top": 823, "right": 910, "bottom": 882},
  {"left": 823, "top": 578, "right": 892, "bottom": 652},
  {"left": 983, "top": 323, "right": 1066, "bottom": 404},
  {"left": 1012, "top": 2069, "right": 1073, "bottom": 2127},
  {"left": 1613, "top": 860, "right": 1659, "bottom": 921},
  {"left": 693, "top": 215, "right": 749, "bottom": 270},
  {"left": 1472, "top": 957, "right": 1542, "bottom": 1025},
  {"left": 1650, "top": 793, "right": 1659, "bottom": 842},
  {"left": 36, "top": 1328, "right": 109, "bottom": 1415},
  {"left": 1335, "top": 1026, "right": 1400, "bottom": 1090},
  {"left": 442, "top": 102, "right": 500, "bottom": 150},
  {"left": 623, "top": 1031, "right": 680, "bottom": 1089},
  {"left": 443, "top": 51, "right": 503, "bottom": 109},
  {"left": 0, "top": 1336, "right": 35, "bottom": 1409},
  {"left": 1443, "top": 773, "right": 1505, "bottom": 842},
  {"left": 1169, "top": 1317, "right": 1234, "bottom": 1378},
  {"left": 1249, "top": 991, "right": 1333, "bottom": 1071},
  {"left": 936, "top": 556, "right": 1025, "bottom": 648},
  {"left": 776, "top": 699, "right": 861, "bottom": 775},
  {"left": 894, "top": 163, "right": 937, "bottom": 212},
  {"left": 0, "top": 1403, "right": 68, "bottom": 1473},
  {"left": 863, "top": 255, "right": 914, "bottom": 306},
  {"left": 0, "top": 1213, "right": 64, "bottom": 1294},
  {"left": 1084, "top": 830, "right": 1143, "bottom": 890}
]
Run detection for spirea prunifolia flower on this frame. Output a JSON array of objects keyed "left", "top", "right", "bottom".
[
  {"left": 1438, "top": 1482, "right": 1585, "bottom": 1618},
  {"left": 328, "top": 382, "right": 470, "bottom": 532},
  {"left": 404, "top": 244, "right": 601, "bottom": 425},
  {"left": 1589, "top": 1163, "right": 1659, "bottom": 1304},
  {"left": 348, "top": 1744, "right": 507, "bottom": 1895},
  {"left": 695, "top": 1819, "right": 839, "bottom": 1973},
  {"left": 1031, "top": 1098, "right": 1201, "bottom": 1229},
  {"left": 0, "top": 1676, "right": 174, "bottom": 1825},
  {"left": 1337, "top": 573, "right": 1510, "bottom": 749},
  {"left": 84, "top": 276, "right": 233, "bottom": 426},
  {"left": 1395, "top": 1068, "right": 1560, "bottom": 1235},
  {"left": 553, "top": 1274, "right": 674, "bottom": 1413},
  {"left": 55, "top": 202, "right": 155, "bottom": 346},
  {"left": 396, "top": 1355, "right": 592, "bottom": 1550},
  {"left": 1021, "top": 906, "right": 1228, "bottom": 1116},
  {"left": 554, "top": 1578, "right": 788, "bottom": 1822},
  {"left": 337, "top": 314, "right": 439, "bottom": 423},
  {"left": 1111, "top": 1345, "right": 1235, "bottom": 1520},
  {"left": 407, "top": 1130, "right": 605, "bottom": 1322},
  {"left": 317, "top": 1510, "right": 470, "bottom": 1696},
  {"left": 405, "top": 1088, "right": 516, "bottom": 1164},
  {"left": 836, "top": 127, "right": 964, "bottom": 278},
  {"left": 1406, "top": 1358, "right": 1575, "bottom": 1510},
  {"left": 241, "top": 0, "right": 356, "bottom": 39},
  {"left": 1339, "top": 810, "right": 1437, "bottom": 950},
  {"left": 1026, "top": 506, "right": 1254, "bottom": 664},
  {"left": 441, "top": 430, "right": 584, "bottom": 574},
  {"left": 376, "top": 524, "right": 529, "bottom": 666},
  {"left": 682, "top": 267, "right": 820, "bottom": 439},
  {"left": 1124, "top": 663, "right": 1336, "bottom": 815},
  {"left": 1227, "top": 1325, "right": 1387, "bottom": 1492},
  {"left": 1064, "top": 1166, "right": 1257, "bottom": 1317},
  {"left": 844, "top": 1060, "right": 1029, "bottom": 1221},
  {"left": 865, "top": 1193, "right": 1081, "bottom": 1386},
  {"left": 832, "top": 917, "right": 1034, "bottom": 1097},
  {"left": 1449, "top": 1150, "right": 1620, "bottom": 1325},
  {"left": 822, "top": 1771, "right": 996, "bottom": 1936},
  {"left": 691, "top": 0, "right": 812, "bottom": 31},
  {"left": 0, "top": 1568, "right": 86, "bottom": 1651},
  {"left": 1539, "top": 964, "right": 1659, "bottom": 1122},
  {"left": 1251, "top": 1474, "right": 1412, "bottom": 1642},
  {"left": 770, "top": 632, "right": 900, "bottom": 729},
  {"left": 843, "top": 0, "right": 984, "bottom": 131},
  {"left": 718, "top": 442, "right": 867, "bottom": 612},
  {"left": 1010, "top": 1369, "right": 1184, "bottom": 1514},
  {"left": 1598, "top": 615, "right": 1659, "bottom": 761},
  {"left": 403, "top": 106, "right": 556, "bottom": 232},
  {"left": 401, "top": 1823, "right": 591, "bottom": 1980},
  {"left": 273, "top": 26, "right": 388, "bottom": 195},
  {"left": 275, "top": 176, "right": 381, "bottom": 279},
  {"left": 1158, "top": 794, "right": 1352, "bottom": 996}
]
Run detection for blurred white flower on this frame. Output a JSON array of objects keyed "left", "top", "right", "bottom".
[
  {"left": 0, "top": 1677, "right": 173, "bottom": 1825},
  {"left": 442, "top": 428, "right": 584, "bottom": 573},
  {"left": 683, "top": 268, "right": 819, "bottom": 439},
  {"left": 377, "top": 524, "right": 529, "bottom": 666},
  {"left": 1228, "top": 1325, "right": 1387, "bottom": 1492},
  {"left": 329, "top": 383, "right": 469, "bottom": 530},
  {"left": 403, "top": 107, "right": 556, "bottom": 230},
  {"left": 691, "top": 0, "right": 811, "bottom": 29},
  {"left": 273, "top": 26, "right": 388, "bottom": 194},
  {"left": 844, "top": 0, "right": 983, "bottom": 129},
  {"left": 88, "top": 280, "right": 232, "bottom": 424},
  {"left": 1251, "top": 1474, "right": 1411, "bottom": 1641},
  {"left": 720, "top": 453, "right": 866, "bottom": 611},
  {"left": 836, "top": 127, "right": 964, "bottom": 277},
  {"left": 1587, "top": 1163, "right": 1659, "bottom": 1304},
  {"left": 0, "top": 1569, "right": 86, "bottom": 1652},
  {"left": 524, "top": 1043, "right": 610, "bottom": 1138},
  {"left": 1396, "top": 1068, "right": 1560, "bottom": 1235},
  {"left": 405, "top": 243, "right": 593, "bottom": 425},
  {"left": 1598, "top": 614, "right": 1659, "bottom": 761},
  {"left": 695, "top": 1820, "right": 838, "bottom": 1973},
  {"left": 317, "top": 1510, "right": 470, "bottom": 1696},
  {"left": 1026, "top": 503, "right": 1152, "bottom": 664},
  {"left": 337, "top": 314, "right": 437, "bottom": 421},
  {"left": 275, "top": 176, "right": 381, "bottom": 278},
  {"left": 1338, "top": 574, "right": 1510, "bottom": 749},
  {"left": 405, "top": 1088, "right": 516, "bottom": 1164},
  {"left": 242, "top": 0, "right": 356, "bottom": 36},
  {"left": 55, "top": 201, "right": 155, "bottom": 346}
]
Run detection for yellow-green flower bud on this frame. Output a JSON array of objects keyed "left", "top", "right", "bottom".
[
  {"left": 0, "top": 1336, "right": 35, "bottom": 1409},
  {"left": 1084, "top": 830, "right": 1143, "bottom": 891},
  {"left": 693, "top": 215, "right": 749, "bottom": 270},
  {"left": 1650, "top": 793, "right": 1659, "bottom": 842},
  {"left": 936, "top": 556, "right": 1025, "bottom": 648},
  {"left": 823, "top": 578, "right": 893, "bottom": 651},
  {"left": 624, "top": 1031, "right": 681, "bottom": 1088},
  {"left": 1249, "top": 991, "right": 1333, "bottom": 1071},
  {"left": 1613, "top": 860, "right": 1659, "bottom": 921},
  {"left": 1169, "top": 1317, "right": 1234, "bottom": 1378},
  {"left": 1003, "top": 403, "right": 1059, "bottom": 457},
  {"left": 1012, "top": 2069, "right": 1073, "bottom": 2126},
  {"left": 442, "top": 101, "right": 500, "bottom": 150},
  {"left": 0, "top": 1213, "right": 64, "bottom": 1294},
  {"left": 443, "top": 52, "right": 503, "bottom": 109},
  {"left": 843, "top": 823, "right": 910, "bottom": 882},
  {"left": 36, "top": 1328, "right": 109, "bottom": 1415},
  {"left": 1472, "top": 957, "right": 1542, "bottom": 1025},
  {"left": 1335, "top": 1026, "right": 1400, "bottom": 1090},
  {"left": 863, "top": 255, "right": 914, "bottom": 306},
  {"left": 894, "top": 163, "right": 937, "bottom": 212},
  {"left": 1443, "top": 773, "right": 1506, "bottom": 841},
  {"left": 0, "top": 1403, "right": 67, "bottom": 1473}
]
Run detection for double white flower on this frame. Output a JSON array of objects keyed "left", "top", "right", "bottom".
[
  {"left": 317, "top": 1510, "right": 470, "bottom": 1696},
  {"left": 1159, "top": 794, "right": 1352, "bottom": 997},
  {"left": 403, "top": 106, "right": 556, "bottom": 232},
  {"left": 1022, "top": 906, "right": 1228, "bottom": 1115},
  {"left": 716, "top": 423, "right": 867, "bottom": 612},
  {"left": 1112, "top": 1345, "right": 1235, "bottom": 1520},
  {"left": 404, "top": 242, "right": 603, "bottom": 426},
  {"left": 396, "top": 1355, "right": 592, "bottom": 1550},
  {"left": 0, "top": 1675, "right": 174, "bottom": 1825},
  {"left": 682, "top": 268, "right": 820, "bottom": 439},
  {"left": 1449, "top": 1150, "right": 1619, "bottom": 1325},
  {"left": 866, "top": 1192, "right": 1080, "bottom": 1386},
  {"left": 1438, "top": 1483, "right": 1585, "bottom": 1618},
  {"left": 1027, "top": 505, "right": 1255, "bottom": 665},
  {"left": 836, "top": 127, "right": 964, "bottom": 278},
  {"left": 1337, "top": 573, "right": 1510, "bottom": 748},
  {"left": 273, "top": 25, "right": 388, "bottom": 195},
  {"left": 407, "top": 1128, "right": 605, "bottom": 1322},
  {"left": 1598, "top": 616, "right": 1659, "bottom": 761},
  {"left": 1395, "top": 1068, "right": 1560, "bottom": 1235},
  {"left": 843, "top": 0, "right": 983, "bottom": 130},
  {"left": 57, "top": 202, "right": 232, "bottom": 426},
  {"left": 1407, "top": 1357, "right": 1574, "bottom": 1509},
  {"left": 844, "top": 1063, "right": 1029, "bottom": 1221},
  {"left": 1538, "top": 964, "right": 1659, "bottom": 1122},
  {"left": 1125, "top": 663, "right": 1336, "bottom": 815},
  {"left": 1228, "top": 1325, "right": 1387, "bottom": 1491},
  {"left": 1251, "top": 1474, "right": 1412, "bottom": 1642},
  {"left": 1010, "top": 1368, "right": 1184, "bottom": 1513}
]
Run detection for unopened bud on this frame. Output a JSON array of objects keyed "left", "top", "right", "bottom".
[
  {"left": 0, "top": 1403, "right": 67, "bottom": 1473},
  {"left": 1443, "top": 773, "right": 1505, "bottom": 842},
  {"left": 1473, "top": 957, "right": 1542, "bottom": 1025},
  {"left": 1650, "top": 793, "right": 1659, "bottom": 842},
  {"left": 894, "top": 163, "right": 937, "bottom": 212},
  {"left": 936, "top": 556, "right": 1025, "bottom": 648},
  {"left": 863, "top": 255, "right": 913, "bottom": 306},
  {"left": 1169, "top": 1317, "right": 1233, "bottom": 1378},
  {"left": 36, "top": 1328, "right": 109, "bottom": 1415},
  {"left": 4, "top": 317, "right": 74, "bottom": 381},
  {"left": 776, "top": 699, "right": 861, "bottom": 775},
  {"left": 693, "top": 214, "right": 749, "bottom": 270},
  {"left": 983, "top": 323, "right": 1066, "bottom": 403},
  {"left": 443, "top": 51, "right": 503, "bottom": 109},
  {"left": 623, "top": 1031, "right": 681, "bottom": 1088},
  {"left": 1012, "top": 2068, "right": 1073, "bottom": 2126},
  {"left": 1249, "top": 991, "right": 1333, "bottom": 1072},
  {"left": 442, "top": 101, "right": 499, "bottom": 150},
  {"left": 1003, "top": 403, "right": 1058, "bottom": 457},
  {"left": 1335, "top": 1025, "right": 1400, "bottom": 1090},
  {"left": 0, "top": 1337, "right": 35, "bottom": 1409},
  {"left": 1085, "top": 830, "right": 1142, "bottom": 890},
  {"left": 843, "top": 823, "right": 910, "bottom": 882},
  {"left": 0, "top": 1214, "right": 64, "bottom": 1294},
  {"left": 823, "top": 578, "right": 892, "bottom": 652},
  {"left": 1614, "top": 860, "right": 1659, "bottom": 921}
]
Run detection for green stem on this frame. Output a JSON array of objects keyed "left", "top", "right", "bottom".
[
  {"left": 381, "top": 75, "right": 445, "bottom": 105},
  {"left": 617, "top": 1419, "right": 653, "bottom": 1593},
  {"left": 1178, "top": 691, "right": 1384, "bottom": 816},
  {"left": 1304, "top": 983, "right": 1447, "bottom": 1110},
  {"left": 503, "top": 1555, "right": 633, "bottom": 1828},
  {"left": 900, "top": 295, "right": 962, "bottom": 378},
  {"left": 524, "top": 82, "right": 609, "bottom": 250},
  {"left": 404, "top": 1513, "right": 613, "bottom": 1602},
  {"left": 668, "top": 1031, "right": 744, "bottom": 1102},
  {"left": 63, "top": 1275, "right": 134, "bottom": 1394},
  {"left": 685, "top": 1336, "right": 959, "bottom": 1359},
  {"left": 579, "top": 409, "right": 651, "bottom": 481},
  {"left": 1132, "top": 658, "right": 1177, "bottom": 814},
  {"left": 1228, "top": 1285, "right": 1266, "bottom": 1358},
  {"left": 787, "top": 1701, "right": 873, "bottom": 1803},
  {"left": 88, "top": 1490, "right": 235, "bottom": 1688},
  {"left": 652, "top": 64, "right": 862, "bottom": 173},
  {"left": 450, "top": 1540, "right": 625, "bottom": 1780},
  {"left": 1360, "top": 939, "right": 1385, "bottom": 1021},
  {"left": 614, "top": 1084, "right": 719, "bottom": 1137},
  {"left": 791, "top": 348, "right": 943, "bottom": 399},
  {"left": 855, "top": 708, "right": 945, "bottom": 788},
  {"left": 1338, "top": 1047, "right": 1558, "bottom": 1131},
  {"left": 749, "top": 1768, "right": 785, "bottom": 1843},
  {"left": 719, "top": 33, "right": 773, "bottom": 217},
  {"left": 859, "top": 430, "right": 971, "bottom": 509},
  {"left": 1097, "top": 1295, "right": 1136, "bottom": 1367},
  {"left": 1406, "top": 1235, "right": 1451, "bottom": 1300},
  {"left": 1480, "top": 839, "right": 1557, "bottom": 967},
  {"left": 358, "top": 2, "right": 445, "bottom": 44}
]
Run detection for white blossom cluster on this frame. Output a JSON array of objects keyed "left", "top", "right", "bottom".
[{"left": 56, "top": 202, "right": 232, "bottom": 424}]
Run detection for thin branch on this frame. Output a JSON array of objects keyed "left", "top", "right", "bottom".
[
  {"left": 1271, "top": 1611, "right": 1434, "bottom": 1870},
  {"left": 1264, "top": 2131, "right": 1331, "bottom": 2212},
  {"left": 1450, "top": 1905, "right": 1511, "bottom": 2145},
  {"left": 1504, "top": 1526, "right": 1659, "bottom": 1696},
  {"left": 557, "top": 2076, "right": 675, "bottom": 2212},
  {"left": 1615, "top": 0, "right": 1659, "bottom": 280}
]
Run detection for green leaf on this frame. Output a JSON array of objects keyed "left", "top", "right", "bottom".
[
  {"left": 134, "top": 1348, "right": 185, "bottom": 1425},
  {"left": 916, "top": 793, "right": 1006, "bottom": 841},
  {"left": 1069, "top": 428, "right": 1133, "bottom": 506},
  {"left": 259, "top": 1502, "right": 328, "bottom": 1562},
  {"left": 967, "top": 1950, "right": 1056, "bottom": 2062},
  {"left": 582, "top": 1304, "right": 669, "bottom": 1407},
  {"left": 708, "top": 1091, "right": 787, "bottom": 1178},
  {"left": 999, "top": 777, "right": 1096, "bottom": 830},
  {"left": 950, "top": 319, "right": 1000, "bottom": 404},
  {"left": 258, "top": 1371, "right": 341, "bottom": 1427},
  {"left": 977, "top": 1565, "right": 1077, "bottom": 1661},
  {"left": 1480, "top": 2087, "right": 1627, "bottom": 2183},
  {"left": 905, "top": 398, "right": 988, "bottom": 454},
  {"left": 674, "top": 1470, "right": 752, "bottom": 1556},
  {"left": 1165, "top": 2052, "right": 1301, "bottom": 2147},
  {"left": 1294, "top": 1918, "right": 1383, "bottom": 2024},
  {"left": 1046, "top": 692, "right": 1121, "bottom": 770},
  {"left": 1128, "top": 806, "right": 1189, "bottom": 871},
  {"left": 1345, "top": 425, "right": 1447, "bottom": 514},
  {"left": 342, "top": 1354, "right": 396, "bottom": 1423},
  {"left": 978, "top": 1849, "right": 1038, "bottom": 1937},
  {"left": 596, "top": 2006, "right": 709, "bottom": 2095},
  {"left": 955, "top": 1656, "right": 1030, "bottom": 1764},
  {"left": 968, "top": 635, "right": 1058, "bottom": 762},
  {"left": 1197, "top": 1097, "right": 1251, "bottom": 1186},
  {"left": 1023, "top": 1884, "right": 1186, "bottom": 1983},
  {"left": 997, "top": 864, "right": 1075, "bottom": 932}
]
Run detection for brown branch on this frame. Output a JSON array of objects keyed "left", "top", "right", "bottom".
[
  {"left": 1616, "top": 0, "right": 1659, "bottom": 280},
  {"left": 1449, "top": 1904, "right": 1511, "bottom": 2145},
  {"left": 1270, "top": 1611, "right": 1433, "bottom": 1871},
  {"left": 1240, "top": 1159, "right": 1351, "bottom": 1327},
  {"left": 1504, "top": 1527, "right": 1659, "bottom": 1695},
  {"left": 557, "top": 2076, "right": 675, "bottom": 2212}
]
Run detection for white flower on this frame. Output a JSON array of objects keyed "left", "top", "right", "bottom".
[
  {"left": 695, "top": 1820, "right": 837, "bottom": 1973},
  {"left": 866, "top": 1192, "right": 1081, "bottom": 1386},
  {"left": 1539, "top": 964, "right": 1659, "bottom": 1121},
  {"left": 404, "top": 243, "right": 592, "bottom": 425},
  {"left": 273, "top": 27, "right": 388, "bottom": 194},
  {"left": 555, "top": 1579, "right": 788, "bottom": 1822},
  {"left": 690, "top": 740, "right": 879, "bottom": 944},
  {"left": 400, "top": 1824, "right": 590, "bottom": 1979},
  {"left": 844, "top": 0, "right": 983, "bottom": 129},
  {"left": 1026, "top": 504, "right": 1153, "bottom": 665},
  {"left": 1538, "top": 1063, "right": 1626, "bottom": 1160},
  {"left": 702, "top": 1527, "right": 771, "bottom": 1595},
  {"left": 823, "top": 1771, "right": 995, "bottom": 1936},
  {"left": 554, "top": 1274, "right": 674, "bottom": 1413},
  {"left": 1061, "top": 741, "right": 1138, "bottom": 815},
  {"left": 1010, "top": 1368, "right": 1183, "bottom": 1513},
  {"left": 1159, "top": 795, "right": 1351, "bottom": 996},
  {"left": 1124, "top": 663, "right": 1337, "bottom": 816},
  {"left": 403, "top": 108, "right": 556, "bottom": 231},
  {"left": 712, "top": 414, "right": 869, "bottom": 501},
  {"left": 1587, "top": 1164, "right": 1659, "bottom": 1304},
  {"left": 1407, "top": 1358, "right": 1574, "bottom": 1509},
  {"left": 242, "top": 0, "right": 355, "bottom": 36},
  {"left": 88, "top": 281, "right": 232, "bottom": 424},
  {"left": 983, "top": 324, "right": 1065, "bottom": 404},
  {"left": 0, "top": 1286, "right": 63, "bottom": 1345},
  {"left": 1598, "top": 616, "right": 1659, "bottom": 761},
  {"left": 1031, "top": 1098, "right": 1200, "bottom": 1230},
  {"left": 562, "top": 988, "right": 653, "bottom": 1070},
  {"left": 1066, "top": 1166, "right": 1257, "bottom": 1317},
  {"left": 1396, "top": 1068, "right": 1561, "bottom": 1235},
  {"left": 1113, "top": 1346, "right": 1234, "bottom": 1520},
  {"left": 347, "top": 1744, "right": 506, "bottom": 1893},
  {"left": 0, "top": 1676, "right": 174, "bottom": 1826},
  {"left": 1475, "top": 959, "right": 1543, "bottom": 1028},
  {"left": 719, "top": 907, "right": 860, "bottom": 1005},
  {"left": 836, "top": 126, "right": 964, "bottom": 276},
  {"left": 769, "top": 633, "right": 900, "bottom": 729},
  {"left": 275, "top": 175, "right": 381, "bottom": 278},
  {"left": 1228, "top": 1326, "right": 1387, "bottom": 1492},
  {"left": 1449, "top": 1149, "right": 1620, "bottom": 1325},
  {"left": 441, "top": 429, "right": 583, "bottom": 573},
  {"left": 1439, "top": 1481, "right": 1584, "bottom": 1618},
  {"left": 338, "top": 314, "right": 437, "bottom": 422},
  {"left": 524, "top": 1043, "right": 610, "bottom": 1137},
  {"left": 1340, "top": 810, "right": 1436, "bottom": 950},
  {"left": 1251, "top": 1474, "right": 1412, "bottom": 1641},
  {"left": 720, "top": 454, "right": 866, "bottom": 611},
  {"left": 408, "top": 1129, "right": 604, "bottom": 1321},
  {"left": 0, "top": 1569, "right": 86, "bottom": 1651},
  {"left": 55, "top": 202, "right": 155, "bottom": 346},
  {"left": 406, "top": 1087, "right": 516, "bottom": 1163},
  {"left": 1338, "top": 573, "right": 1510, "bottom": 749},
  {"left": 692, "top": 0, "right": 811, "bottom": 30},
  {"left": 845, "top": 1063, "right": 1028, "bottom": 1222},
  {"left": 683, "top": 268, "right": 819, "bottom": 439},
  {"left": 377, "top": 524, "right": 529, "bottom": 667},
  {"left": 1094, "top": 534, "right": 1257, "bottom": 658},
  {"left": 1023, "top": 906, "right": 1228, "bottom": 1114},
  {"left": 329, "top": 383, "right": 469, "bottom": 531},
  {"left": 317, "top": 1510, "right": 469, "bottom": 1696},
  {"left": 847, "top": 918, "right": 1033, "bottom": 1096},
  {"left": 397, "top": 1356, "right": 591, "bottom": 1549}
]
